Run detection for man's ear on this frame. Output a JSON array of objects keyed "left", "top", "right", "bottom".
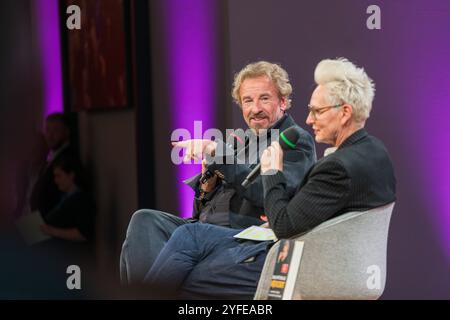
[
  {"left": 341, "top": 104, "right": 353, "bottom": 124},
  {"left": 280, "top": 97, "right": 287, "bottom": 112}
]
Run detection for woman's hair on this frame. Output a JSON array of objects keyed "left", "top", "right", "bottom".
[{"left": 314, "top": 58, "right": 375, "bottom": 123}]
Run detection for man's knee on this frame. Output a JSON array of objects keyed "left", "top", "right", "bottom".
[
  {"left": 171, "top": 223, "right": 198, "bottom": 240},
  {"left": 171, "top": 222, "right": 218, "bottom": 242},
  {"left": 126, "top": 209, "right": 163, "bottom": 236}
]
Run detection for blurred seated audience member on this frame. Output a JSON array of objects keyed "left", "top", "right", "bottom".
[
  {"left": 30, "top": 112, "right": 80, "bottom": 218},
  {"left": 40, "top": 157, "right": 96, "bottom": 243}
]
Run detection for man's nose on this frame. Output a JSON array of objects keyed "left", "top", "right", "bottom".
[
  {"left": 306, "top": 112, "right": 314, "bottom": 126},
  {"left": 250, "top": 100, "right": 263, "bottom": 114}
]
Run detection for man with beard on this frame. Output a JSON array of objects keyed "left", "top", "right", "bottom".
[{"left": 120, "top": 61, "right": 316, "bottom": 284}]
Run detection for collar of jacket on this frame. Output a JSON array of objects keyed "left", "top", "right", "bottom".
[{"left": 337, "top": 128, "right": 368, "bottom": 150}]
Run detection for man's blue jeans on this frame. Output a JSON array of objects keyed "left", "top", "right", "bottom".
[
  {"left": 120, "top": 209, "right": 191, "bottom": 284},
  {"left": 143, "top": 223, "right": 271, "bottom": 299}
]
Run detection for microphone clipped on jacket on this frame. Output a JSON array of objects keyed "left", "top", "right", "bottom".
[{"left": 241, "top": 126, "right": 301, "bottom": 188}]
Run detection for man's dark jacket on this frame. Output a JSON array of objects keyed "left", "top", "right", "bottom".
[{"left": 185, "top": 114, "right": 316, "bottom": 229}]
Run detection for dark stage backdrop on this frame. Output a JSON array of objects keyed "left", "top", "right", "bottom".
[{"left": 227, "top": 0, "right": 450, "bottom": 299}]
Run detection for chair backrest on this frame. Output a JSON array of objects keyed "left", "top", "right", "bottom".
[{"left": 254, "top": 202, "right": 395, "bottom": 300}]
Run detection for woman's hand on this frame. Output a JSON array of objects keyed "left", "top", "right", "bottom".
[
  {"left": 40, "top": 223, "right": 55, "bottom": 236},
  {"left": 40, "top": 224, "right": 87, "bottom": 242},
  {"left": 260, "top": 141, "right": 284, "bottom": 175}
]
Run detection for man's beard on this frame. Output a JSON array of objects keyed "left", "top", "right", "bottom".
[{"left": 248, "top": 112, "right": 268, "bottom": 134}]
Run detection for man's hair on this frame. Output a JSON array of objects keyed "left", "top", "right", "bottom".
[
  {"left": 314, "top": 58, "right": 375, "bottom": 123},
  {"left": 46, "top": 112, "right": 70, "bottom": 128},
  {"left": 232, "top": 61, "right": 292, "bottom": 109}
]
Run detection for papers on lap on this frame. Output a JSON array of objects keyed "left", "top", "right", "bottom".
[
  {"left": 233, "top": 225, "right": 278, "bottom": 242},
  {"left": 15, "top": 211, "right": 51, "bottom": 245}
]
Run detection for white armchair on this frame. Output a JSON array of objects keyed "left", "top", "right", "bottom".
[{"left": 254, "top": 202, "right": 395, "bottom": 300}]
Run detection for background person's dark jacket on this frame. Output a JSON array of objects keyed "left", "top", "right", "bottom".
[
  {"left": 44, "top": 188, "right": 96, "bottom": 242},
  {"left": 30, "top": 144, "right": 79, "bottom": 218}
]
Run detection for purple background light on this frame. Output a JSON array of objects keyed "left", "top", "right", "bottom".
[
  {"left": 34, "top": 0, "right": 63, "bottom": 116},
  {"left": 374, "top": 0, "right": 450, "bottom": 265},
  {"left": 163, "top": 0, "right": 217, "bottom": 218},
  {"left": 400, "top": 0, "right": 450, "bottom": 263}
]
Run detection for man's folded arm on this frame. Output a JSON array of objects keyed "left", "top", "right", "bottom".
[{"left": 262, "top": 160, "right": 351, "bottom": 239}]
